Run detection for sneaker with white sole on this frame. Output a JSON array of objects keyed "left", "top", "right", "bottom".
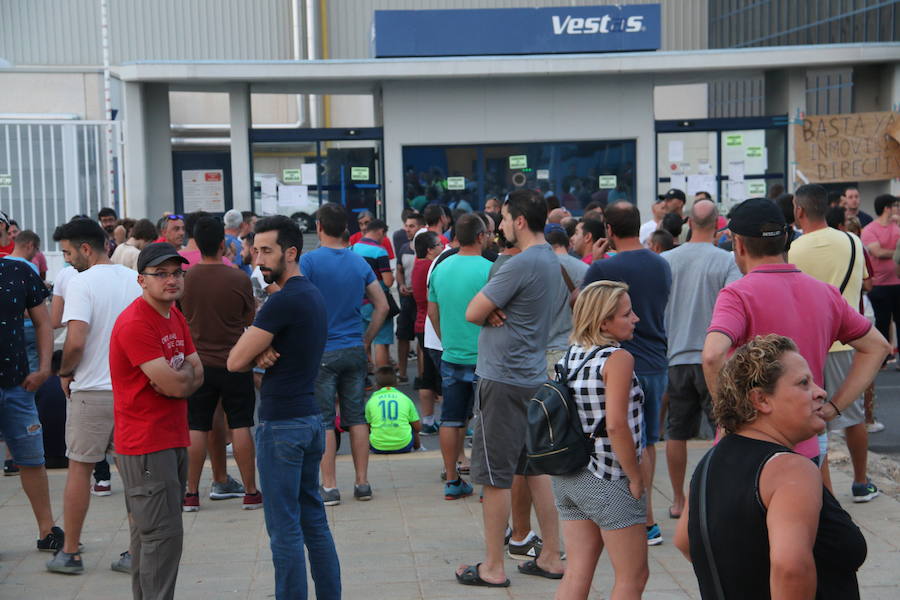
[
  {"left": 866, "top": 421, "right": 885, "bottom": 434},
  {"left": 242, "top": 491, "right": 263, "bottom": 510},
  {"left": 91, "top": 480, "right": 112, "bottom": 497},
  {"left": 851, "top": 480, "right": 879, "bottom": 503},
  {"left": 320, "top": 486, "right": 341, "bottom": 506},
  {"left": 647, "top": 523, "right": 663, "bottom": 546},
  {"left": 354, "top": 483, "right": 373, "bottom": 501},
  {"left": 209, "top": 474, "right": 245, "bottom": 500},
  {"left": 111, "top": 551, "right": 131, "bottom": 574},
  {"left": 182, "top": 492, "right": 200, "bottom": 512},
  {"left": 46, "top": 550, "right": 84, "bottom": 575},
  {"left": 507, "top": 534, "right": 543, "bottom": 560}
]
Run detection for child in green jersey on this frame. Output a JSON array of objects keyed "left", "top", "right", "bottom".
[{"left": 366, "top": 367, "right": 421, "bottom": 453}]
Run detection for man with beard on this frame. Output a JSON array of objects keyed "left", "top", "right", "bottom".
[
  {"left": 98, "top": 207, "right": 118, "bottom": 256},
  {"left": 45, "top": 219, "right": 141, "bottom": 575},
  {"left": 228, "top": 216, "right": 340, "bottom": 600},
  {"left": 110, "top": 243, "right": 202, "bottom": 600}
]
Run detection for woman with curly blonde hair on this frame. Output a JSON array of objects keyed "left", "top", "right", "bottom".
[{"left": 674, "top": 334, "right": 867, "bottom": 599}]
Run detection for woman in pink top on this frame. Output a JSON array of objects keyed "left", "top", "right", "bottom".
[{"left": 861, "top": 194, "right": 900, "bottom": 354}]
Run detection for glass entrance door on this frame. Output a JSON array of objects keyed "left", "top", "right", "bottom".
[{"left": 250, "top": 128, "right": 384, "bottom": 234}]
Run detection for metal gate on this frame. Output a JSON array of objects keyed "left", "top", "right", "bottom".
[{"left": 0, "top": 120, "right": 123, "bottom": 262}]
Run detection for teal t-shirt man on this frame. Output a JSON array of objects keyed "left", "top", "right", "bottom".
[
  {"left": 427, "top": 253, "right": 491, "bottom": 365},
  {"left": 365, "top": 382, "right": 420, "bottom": 452}
]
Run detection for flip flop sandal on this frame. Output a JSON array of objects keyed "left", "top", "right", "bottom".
[
  {"left": 668, "top": 507, "right": 682, "bottom": 519},
  {"left": 517, "top": 559, "right": 563, "bottom": 580},
  {"left": 456, "top": 563, "right": 510, "bottom": 588},
  {"left": 457, "top": 463, "right": 470, "bottom": 475}
]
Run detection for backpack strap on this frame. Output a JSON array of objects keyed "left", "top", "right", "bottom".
[
  {"left": 839, "top": 231, "right": 856, "bottom": 295},
  {"left": 569, "top": 346, "right": 604, "bottom": 380}
]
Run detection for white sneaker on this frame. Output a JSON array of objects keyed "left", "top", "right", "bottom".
[{"left": 867, "top": 421, "right": 885, "bottom": 433}]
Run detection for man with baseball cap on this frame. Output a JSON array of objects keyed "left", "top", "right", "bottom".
[
  {"left": 702, "top": 198, "right": 889, "bottom": 472},
  {"left": 663, "top": 189, "right": 689, "bottom": 243},
  {"left": 110, "top": 242, "right": 203, "bottom": 599}
]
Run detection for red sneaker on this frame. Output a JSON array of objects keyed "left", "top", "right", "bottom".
[
  {"left": 242, "top": 491, "right": 263, "bottom": 510},
  {"left": 91, "top": 480, "right": 112, "bottom": 497},
  {"left": 182, "top": 492, "right": 200, "bottom": 512}
]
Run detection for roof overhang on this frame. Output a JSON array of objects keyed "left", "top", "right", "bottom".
[{"left": 107, "top": 43, "right": 900, "bottom": 94}]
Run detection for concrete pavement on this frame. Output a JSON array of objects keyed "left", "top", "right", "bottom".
[{"left": 1, "top": 440, "right": 899, "bottom": 599}]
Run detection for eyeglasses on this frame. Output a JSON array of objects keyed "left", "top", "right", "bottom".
[
  {"left": 140, "top": 270, "right": 185, "bottom": 280},
  {"left": 166, "top": 214, "right": 185, "bottom": 221}
]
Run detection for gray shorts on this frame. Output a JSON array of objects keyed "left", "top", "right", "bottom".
[
  {"left": 469, "top": 378, "right": 536, "bottom": 489},
  {"left": 824, "top": 350, "right": 865, "bottom": 430},
  {"left": 551, "top": 468, "right": 646, "bottom": 530}
]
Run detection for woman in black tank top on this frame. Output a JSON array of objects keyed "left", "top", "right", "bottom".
[{"left": 673, "top": 335, "right": 866, "bottom": 599}]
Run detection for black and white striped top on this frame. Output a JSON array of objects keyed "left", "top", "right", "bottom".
[{"left": 561, "top": 345, "right": 644, "bottom": 480}]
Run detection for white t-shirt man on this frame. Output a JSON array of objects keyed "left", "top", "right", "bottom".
[
  {"left": 62, "top": 264, "right": 141, "bottom": 392},
  {"left": 639, "top": 219, "right": 659, "bottom": 246}
]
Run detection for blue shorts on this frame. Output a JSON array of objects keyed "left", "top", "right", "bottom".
[
  {"left": 361, "top": 303, "right": 394, "bottom": 346},
  {"left": 637, "top": 371, "right": 667, "bottom": 446},
  {"left": 0, "top": 386, "right": 45, "bottom": 466},
  {"left": 370, "top": 437, "right": 414, "bottom": 454},
  {"left": 440, "top": 361, "right": 477, "bottom": 428},
  {"left": 315, "top": 346, "right": 368, "bottom": 427}
]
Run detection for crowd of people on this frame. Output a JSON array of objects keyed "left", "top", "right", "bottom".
[{"left": 0, "top": 180, "right": 894, "bottom": 599}]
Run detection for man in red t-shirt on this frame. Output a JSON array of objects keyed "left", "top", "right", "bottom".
[
  {"left": 0, "top": 210, "right": 14, "bottom": 256},
  {"left": 110, "top": 242, "right": 203, "bottom": 600}
]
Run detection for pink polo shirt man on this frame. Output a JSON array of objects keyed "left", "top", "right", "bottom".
[{"left": 708, "top": 263, "right": 872, "bottom": 458}]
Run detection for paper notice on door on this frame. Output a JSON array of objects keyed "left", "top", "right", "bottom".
[
  {"left": 667, "top": 140, "right": 684, "bottom": 163},
  {"left": 727, "top": 181, "right": 745, "bottom": 203},
  {"left": 278, "top": 184, "right": 308, "bottom": 208},
  {"left": 301, "top": 163, "right": 318, "bottom": 186},
  {"left": 698, "top": 161, "right": 712, "bottom": 175},
  {"left": 182, "top": 169, "right": 225, "bottom": 213},
  {"left": 670, "top": 174, "right": 687, "bottom": 192},
  {"left": 727, "top": 161, "right": 745, "bottom": 182},
  {"left": 687, "top": 174, "right": 716, "bottom": 198}
]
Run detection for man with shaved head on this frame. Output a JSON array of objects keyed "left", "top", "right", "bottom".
[
  {"left": 546, "top": 207, "right": 570, "bottom": 224},
  {"left": 660, "top": 199, "right": 741, "bottom": 519}
]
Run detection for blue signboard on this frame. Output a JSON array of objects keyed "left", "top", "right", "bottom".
[{"left": 373, "top": 5, "right": 661, "bottom": 58}]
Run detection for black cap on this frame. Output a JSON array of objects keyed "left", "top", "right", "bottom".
[
  {"left": 664, "top": 188, "right": 686, "bottom": 202},
  {"left": 727, "top": 198, "right": 787, "bottom": 238},
  {"left": 137, "top": 242, "right": 188, "bottom": 273}
]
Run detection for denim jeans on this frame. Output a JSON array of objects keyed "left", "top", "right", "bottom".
[
  {"left": 256, "top": 414, "right": 341, "bottom": 600},
  {"left": 315, "top": 346, "right": 367, "bottom": 427},
  {"left": 637, "top": 371, "right": 668, "bottom": 446}
]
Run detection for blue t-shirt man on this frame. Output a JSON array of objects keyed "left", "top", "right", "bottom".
[
  {"left": 582, "top": 248, "right": 671, "bottom": 374},
  {"left": 300, "top": 247, "right": 375, "bottom": 352},
  {"left": 252, "top": 276, "right": 327, "bottom": 421},
  {"left": 225, "top": 233, "right": 249, "bottom": 275}
]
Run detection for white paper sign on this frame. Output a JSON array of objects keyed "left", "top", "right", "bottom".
[
  {"left": 182, "top": 169, "right": 225, "bottom": 213},
  {"left": 301, "top": 163, "right": 318, "bottom": 186},
  {"left": 536, "top": 169, "right": 550, "bottom": 180},
  {"left": 727, "top": 161, "right": 745, "bottom": 182},
  {"left": 278, "top": 184, "right": 308, "bottom": 208},
  {"left": 670, "top": 174, "right": 687, "bottom": 192},
  {"left": 727, "top": 181, "right": 746, "bottom": 203},
  {"left": 698, "top": 161, "right": 712, "bottom": 175},
  {"left": 687, "top": 174, "right": 716, "bottom": 198},
  {"left": 667, "top": 140, "right": 684, "bottom": 163},
  {"left": 259, "top": 175, "right": 278, "bottom": 215}
]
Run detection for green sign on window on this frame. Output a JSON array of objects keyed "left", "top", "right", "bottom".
[
  {"left": 0, "top": 174, "right": 11, "bottom": 187},
  {"left": 726, "top": 134, "right": 744, "bottom": 147},
  {"left": 745, "top": 146, "right": 763, "bottom": 158},
  {"left": 747, "top": 181, "right": 766, "bottom": 196},
  {"left": 508, "top": 155, "right": 528, "bottom": 170},
  {"left": 282, "top": 169, "right": 302, "bottom": 183},
  {"left": 597, "top": 175, "right": 617, "bottom": 189},
  {"left": 446, "top": 176, "right": 465, "bottom": 190},
  {"left": 351, "top": 167, "right": 370, "bottom": 181}
]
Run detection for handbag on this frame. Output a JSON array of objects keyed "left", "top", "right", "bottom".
[{"left": 385, "top": 289, "right": 401, "bottom": 319}]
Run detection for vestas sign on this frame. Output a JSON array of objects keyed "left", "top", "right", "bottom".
[{"left": 373, "top": 5, "right": 661, "bottom": 58}]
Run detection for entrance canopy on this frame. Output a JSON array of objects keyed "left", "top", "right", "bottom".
[{"left": 112, "top": 43, "right": 900, "bottom": 226}]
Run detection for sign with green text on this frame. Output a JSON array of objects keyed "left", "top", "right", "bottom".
[
  {"left": 351, "top": 167, "right": 370, "bottom": 181},
  {"left": 508, "top": 155, "right": 527, "bottom": 169},
  {"left": 0, "top": 174, "right": 11, "bottom": 187},
  {"left": 282, "top": 169, "right": 302, "bottom": 183},
  {"left": 446, "top": 176, "right": 465, "bottom": 190},
  {"left": 597, "top": 175, "right": 617, "bottom": 189}
]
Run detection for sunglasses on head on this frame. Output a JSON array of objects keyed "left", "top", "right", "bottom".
[{"left": 166, "top": 214, "right": 185, "bottom": 220}]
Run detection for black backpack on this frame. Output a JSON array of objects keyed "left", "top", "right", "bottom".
[{"left": 525, "top": 346, "right": 603, "bottom": 476}]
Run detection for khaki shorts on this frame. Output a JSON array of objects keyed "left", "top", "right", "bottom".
[
  {"left": 823, "top": 350, "right": 865, "bottom": 431},
  {"left": 66, "top": 390, "right": 114, "bottom": 463}
]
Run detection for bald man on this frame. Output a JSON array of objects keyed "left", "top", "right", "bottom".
[
  {"left": 547, "top": 207, "right": 570, "bottom": 224},
  {"left": 659, "top": 200, "right": 741, "bottom": 518}
]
